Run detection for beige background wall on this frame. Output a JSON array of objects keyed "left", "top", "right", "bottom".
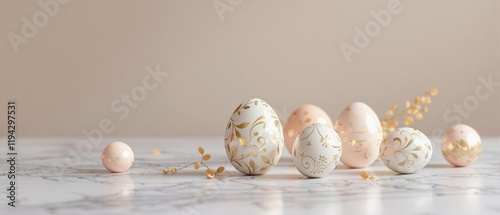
[{"left": 1, "top": 0, "right": 499, "bottom": 139}]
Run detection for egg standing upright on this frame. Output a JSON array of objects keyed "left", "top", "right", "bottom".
[
  {"left": 334, "top": 102, "right": 383, "bottom": 168},
  {"left": 224, "top": 98, "right": 284, "bottom": 175}
]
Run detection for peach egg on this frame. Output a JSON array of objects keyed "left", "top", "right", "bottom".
[{"left": 102, "top": 141, "right": 135, "bottom": 173}]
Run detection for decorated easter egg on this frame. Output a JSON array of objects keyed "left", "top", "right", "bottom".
[
  {"left": 380, "top": 127, "right": 432, "bottom": 173},
  {"left": 292, "top": 123, "right": 342, "bottom": 177},
  {"left": 224, "top": 98, "right": 284, "bottom": 175},
  {"left": 441, "top": 124, "right": 482, "bottom": 167},
  {"left": 334, "top": 102, "right": 383, "bottom": 168},
  {"left": 102, "top": 141, "right": 135, "bottom": 173}
]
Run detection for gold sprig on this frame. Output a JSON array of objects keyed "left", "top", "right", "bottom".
[
  {"left": 162, "top": 146, "right": 225, "bottom": 179},
  {"left": 382, "top": 88, "right": 438, "bottom": 137}
]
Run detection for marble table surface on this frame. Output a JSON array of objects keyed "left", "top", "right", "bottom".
[{"left": 1, "top": 137, "right": 500, "bottom": 215}]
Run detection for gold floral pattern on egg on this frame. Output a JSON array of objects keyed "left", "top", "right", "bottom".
[
  {"left": 380, "top": 127, "right": 432, "bottom": 174},
  {"left": 442, "top": 140, "right": 482, "bottom": 161},
  {"left": 292, "top": 123, "right": 342, "bottom": 178},
  {"left": 298, "top": 153, "right": 333, "bottom": 175},
  {"left": 380, "top": 135, "right": 430, "bottom": 168},
  {"left": 224, "top": 98, "right": 283, "bottom": 175},
  {"left": 441, "top": 124, "right": 482, "bottom": 167}
]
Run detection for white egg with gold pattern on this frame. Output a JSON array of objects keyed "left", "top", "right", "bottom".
[
  {"left": 380, "top": 127, "right": 432, "bottom": 174},
  {"left": 224, "top": 98, "right": 284, "bottom": 175},
  {"left": 292, "top": 123, "right": 342, "bottom": 178}
]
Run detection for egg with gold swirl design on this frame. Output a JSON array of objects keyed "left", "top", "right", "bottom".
[
  {"left": 292, "top": 123, "right": 342, "bottom": 178},
  {"left": 441, "top": 124, "right": 482, "bottom": 167},
  {"left": 224, "top": 98, "right": 284, "bottom": 175},
  {"left": 380, "top": 127, "right": 432, "bottom": 174}
]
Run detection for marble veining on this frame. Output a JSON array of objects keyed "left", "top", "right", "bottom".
[{"left": 1, "top": 137, "right": 499, "bottom": 215}]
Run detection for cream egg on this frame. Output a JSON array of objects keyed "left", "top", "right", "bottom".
[
  {"left": 441, "top": 124, "right": 482, "bottom": 167},
  {"left": 284, "top": 104, "right": 333, "bottom": 154},
  {"left": 292, "top": 123, "right": 342, "bottom": 178},
  {"left": 380, "top": 127, "right": 432, "bottom": 174},
  {"left": 334, "top": 102, "right": 383, "bottom": 168},
  {"left": 224, "top": 98, "right": 284, "bottom": 175},
  {"left": 102, "top": 141, "right": 135, "bottom": 173}
]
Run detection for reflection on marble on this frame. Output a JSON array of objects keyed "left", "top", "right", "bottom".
[{"left": 1, "top": 137, "right": 499, "bottom": 214}]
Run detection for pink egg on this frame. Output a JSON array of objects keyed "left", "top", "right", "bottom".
[
  {"left": 284, "top": 104, "right": 333, "bottom": 154},
  {"left": 441, "top": 124, "right": 482, "bottom": 167},
  {"left": 101, "top": 141, "right": 135, "bottom": 173},
  {"left": 334, "top": 102, "right": 383, "bottom": 168}
]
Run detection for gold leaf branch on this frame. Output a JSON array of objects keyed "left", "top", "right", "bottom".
[
  {"left": 162, "top": 146, "right": 225, "bottom": 179},
  {"left": 382, "top": 88, "right": 438, "bottom": 137}
]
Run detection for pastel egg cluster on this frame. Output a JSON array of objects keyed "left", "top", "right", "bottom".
[
  {"left": 223, "top": 99, "right": 483, "bottom": 177},
  {"left": 99, "top": 98, "right": 483, "bottom": 178}
]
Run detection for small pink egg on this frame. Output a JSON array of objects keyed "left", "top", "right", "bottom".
[
  {"left": 441, "top": 124, "right": 482, "bottom": 167},
  {"left": 284, "top": 104, "right": 333, "bottom": 154},
  {"left": 102, "top": 141, "right": 135, "bottom": 173}
]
